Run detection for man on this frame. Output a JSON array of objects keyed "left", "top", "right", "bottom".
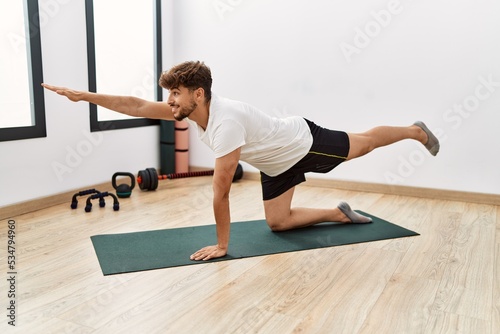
[{"left": 42, "top": 60, "right": 439, "bottom": 261}]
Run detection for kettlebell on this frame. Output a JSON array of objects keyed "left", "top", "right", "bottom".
[{"left": 112, "top": 172, "right": 136, "bottom": 198}]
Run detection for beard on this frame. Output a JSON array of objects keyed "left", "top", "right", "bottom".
[{"left": 173, "top": 99, "right": 197, "bottom": 121}]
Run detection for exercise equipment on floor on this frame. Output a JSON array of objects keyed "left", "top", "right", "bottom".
[
  {"left": 136, "top": 163, "right": 244, "bottom": 191},
  {"left": 85, "top": 192, "right": 120, "bottom": 212},
  {"left": 112, "top": 172, "right": 135, "bottom": 198},
  {"left": 70, "top": 189, "right": 120, "bottom": 212},
  {"left": 70, "top": 189, "right": 104, "bottom": 209}
]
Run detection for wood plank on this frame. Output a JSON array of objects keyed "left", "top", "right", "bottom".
[
  {"left": 425, "top": 311, "right": 491, "bottom": 334},
  {"left": 363, "top": 195, "right": 431, "bottom": 253},
  {"left": 493, "top": 241, "right": 500, "bottom": 334},
  {"left": 86, "top": 258, "right": 265, "bottom": 333},
  {"left": 13, "top": 317, "right": 94, "bottom": 334},
  {"left": 263, "top": 245, "right": 367, "bottom": 318},
  {"left": 496, "top": 206, "right": 500, "bottom": 245},
  {"left": 359, "top": 274, "right": 440, "bottom": 333},
  {"left": 293, "top": 247, "right": 404, "bottom": 333},
  {"left": 393, "top": 200, "right": 464, "bottom": 280},
  {"left": 431, "top": 204, "right": 496, "bottom": 321},
  {"left": 162, "top": 267, "right": 302, "bottom": 334}
]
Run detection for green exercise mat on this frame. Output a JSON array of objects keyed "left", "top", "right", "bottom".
[{"left": 91, "top": 211, "right": 419, "bottom": 275}]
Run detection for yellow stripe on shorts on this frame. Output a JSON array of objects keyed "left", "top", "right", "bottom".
[{"left": 309, "top": 150, "right": 347, "bottom": 160}]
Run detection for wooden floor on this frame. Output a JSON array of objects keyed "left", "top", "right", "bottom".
[{"left": 0, "top": 177, "right": 498, "bottom": 333}]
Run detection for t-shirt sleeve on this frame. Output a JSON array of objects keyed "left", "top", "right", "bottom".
[{"left": 212, "top": 120, "right": 246, "bottom": 158}]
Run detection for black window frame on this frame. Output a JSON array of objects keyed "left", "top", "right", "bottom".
[
  {"left": 85, "top": 0, "right": 162, "bottom": 132},
  {"left": 0, "top": 0, "right": 47, "bottom": 142}
]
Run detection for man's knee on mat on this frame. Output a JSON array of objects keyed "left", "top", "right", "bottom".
[{"left": 266, "top": 217, "right": 290, "bottom": 232}]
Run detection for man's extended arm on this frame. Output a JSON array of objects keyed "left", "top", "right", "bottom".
[
  {"left": 41, "top": 83, "right": 173, "bottom": 120},
  {"left": 190, "top": 148, "right": 241, "bottom": 261}
]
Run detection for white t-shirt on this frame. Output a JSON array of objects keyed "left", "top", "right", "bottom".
[{"left": 187, "top": 95, "right": 313, "bottom": 177}]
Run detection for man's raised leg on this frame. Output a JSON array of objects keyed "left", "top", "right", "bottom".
[{"left": 346, "top": 122, "right": 439, "bottom": 161}]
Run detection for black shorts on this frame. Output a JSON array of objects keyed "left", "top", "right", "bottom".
[{"left": 261, "top": 118, "right": 349, "bottom": 201}]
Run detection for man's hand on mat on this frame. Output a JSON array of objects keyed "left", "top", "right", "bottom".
[{"left": 190, "top": 245, "right": 227, "bottom": 261}]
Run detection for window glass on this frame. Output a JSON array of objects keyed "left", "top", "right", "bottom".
[
  {"left": 0, "top": 0, "right": 46, "bottom": 141},
  {"left": 86, "top": 0, "right": 161, "bottom": 131}
]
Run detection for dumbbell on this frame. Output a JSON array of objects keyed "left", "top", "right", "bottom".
[{"left": 137, "top": 163, "right": 244, "bottom": 191}]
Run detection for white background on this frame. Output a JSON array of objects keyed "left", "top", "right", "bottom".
[{"left": 0, "top": 0, "right": 498, "bottom": 207}]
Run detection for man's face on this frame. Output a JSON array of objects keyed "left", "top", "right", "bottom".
[{"left": 167, "top": 86, "right": 198, "bottom": 121}]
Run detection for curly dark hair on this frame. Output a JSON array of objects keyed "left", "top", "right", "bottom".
[{"left": 159, "top": 61, "right": 212, "bottom": 102}]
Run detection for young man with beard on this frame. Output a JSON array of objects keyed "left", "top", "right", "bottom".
[{"left": 42, "top": 60, "right": 439, "bottom": 261}]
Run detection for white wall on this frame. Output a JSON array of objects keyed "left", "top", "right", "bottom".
[
  {"left": 0, "top": 0, "right": 164, "bottom": 207},
  {"left": 178, "top": 0, "right": 500, "bottom": 195},
  {"left": 1, "top": 0, "right": 499, "bottom": 208}
]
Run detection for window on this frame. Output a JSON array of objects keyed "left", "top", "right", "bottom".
[
  {"left": 0, "top": 0, "right": 46, "bottom": 142},
  {"left": 85, "top": 0, "right": 162, "bottom": 132}
]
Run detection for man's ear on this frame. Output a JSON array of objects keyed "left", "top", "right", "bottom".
[{"left": 195, "top": 87, "right": 205, "bottom": 101}]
